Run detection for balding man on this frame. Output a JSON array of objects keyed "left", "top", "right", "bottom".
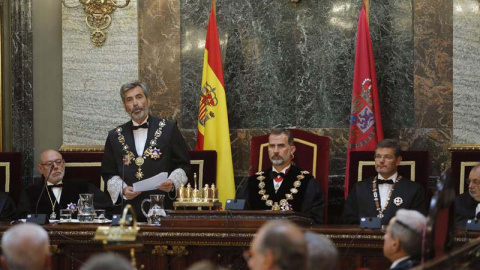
[
  {"left": 304, "top": 231, "right": 338, "bottom": 270},
  {"left": 383, "top": 209, "right": 426, "bottom": 270},
  {"left": 1, "top": 223, "right": 51, "bottom": 270},
  {"left": 245, "top": 220, "right": 307, "bottom": 270},
  {"left": 455, "top": 164, "right": 480, "bottom": 227},
  {"left": 17, "top": 149, "right": 112, "bottom": 219}
]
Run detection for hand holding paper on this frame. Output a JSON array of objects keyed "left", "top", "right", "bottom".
[{"left": 133, "top": 172, "right": 169, "bottom": 192}]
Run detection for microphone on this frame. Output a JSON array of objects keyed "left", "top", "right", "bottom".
[{"left": 27, "top": 164, "right": 55, "bottom": 224}]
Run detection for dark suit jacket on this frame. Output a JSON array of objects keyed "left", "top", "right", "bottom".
[
  {"left": 455, "top": 192, "right": 478, "bottom": 227},
  {"left": 16, "top": 178, "right": 113, "bottom": 219},
  {"left": 389, "top": 257, "right": 419, "bottom": 270},
  {"left": 343, "top": 176, "right": 426, "bottom": 225},
  {"left": 243, "top": 165, "right": 325, "bottom": 224},
  {"left": 101, "top": 116, "right": 190, "bottom": 221}
]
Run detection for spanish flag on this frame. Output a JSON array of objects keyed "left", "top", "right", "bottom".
[{"left": 195, "top": 1, "right": 234, "bottom": 206}]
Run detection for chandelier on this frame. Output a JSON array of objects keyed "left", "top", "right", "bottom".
[{"left": 62, "top": 0, "right": 130, "bottom": 47}]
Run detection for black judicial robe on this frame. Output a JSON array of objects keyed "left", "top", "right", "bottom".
[
  {"left": 455, "top": 192, "right": 478, "bottom": 227},
  {"left": 101, "top": 116, "right": 190, "bottom": 221},
  {"left": 243, "top": 165, "right": 325, "bottom": 224},
  {"left": 16, "top": 178, "right": 112, "bottom": 219},
  {"left": 0, "top": 192, "right": 17, "bottom": 221},
  {"left": 343, "top": 177, "right": 426, "bottom": 225}
]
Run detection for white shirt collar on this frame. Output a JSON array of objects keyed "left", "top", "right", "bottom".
[
  {"left": 378, "top": 172, "right": 398, "bottom": 182},
  {"left": 272, "top": 164, "right": 291, "bottom": 174}
]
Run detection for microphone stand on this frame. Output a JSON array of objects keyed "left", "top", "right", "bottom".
[{"left": 27, "top": 164, "right": 55, "bottom": 225}]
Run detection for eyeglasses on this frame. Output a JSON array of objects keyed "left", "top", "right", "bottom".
[
  {"left": 374, "top": 155, "right": 395, "bottom": 161},
  {"left": 40, "top": 159, "right": 64, "bottom": 167},
  {"left": 467, "top": 180, "right": 480, "bottom": 186}
]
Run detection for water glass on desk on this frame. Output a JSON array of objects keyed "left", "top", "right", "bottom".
[{"left": 60, "top": 209, "right": 71, "bottom": 221}]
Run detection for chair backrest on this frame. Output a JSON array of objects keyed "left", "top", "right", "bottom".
[
  {"left": 60, "top": 151, "right": 105, "bottom": 191},
  {"left": 249, "top": 129, "right": 330, "bottom": 223},
  {"left": 60, "top": 150, "right": 217, "bottom": 192},
  {"left": 0, "top": 152, "right": 22, "bottom": 205},
  {"left": 449, "top": 145, "right": 480, "bottom": 195},
  {"left": 188, "top": 150, "right": 217, "bottom": 188},
  {"left": 347, "top": 150, "right": 430, "bottom": 200}
]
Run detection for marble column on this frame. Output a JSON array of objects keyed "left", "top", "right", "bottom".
[{"left": 11, "top": 0, "right": 34, "bottom": 185}]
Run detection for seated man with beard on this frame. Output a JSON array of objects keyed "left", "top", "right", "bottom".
[{"left": 242, "top": 129, "right": 325, "bottom": 224}]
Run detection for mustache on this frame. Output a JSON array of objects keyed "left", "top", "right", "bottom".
[{"left": 130, "top": 105, "right": 144, "bottom": 113}]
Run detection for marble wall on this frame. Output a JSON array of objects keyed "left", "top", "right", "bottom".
[
  {"left": 453, "top": 0, "right": 480, "bottom": 143},
  {"left": 62, "top": 1, "right": 139, "bottom": 145},
  {"left": 11, "top": 0, "right": 34, "bottom": 184}
]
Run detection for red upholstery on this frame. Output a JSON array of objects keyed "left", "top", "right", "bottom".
[
  {"left": 249, "top": 129, "right": 330, "bottom": 223},
  {"left": 347, "top": 151, "right": 430, "bottom": 200},
  {"left": 450, "top": 149, "right": 480, "bottom": 195},
  {"left": 0, "top": 152, "right": 22, "bottom": 205}
]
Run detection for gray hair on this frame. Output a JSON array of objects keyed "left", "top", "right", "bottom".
[
  {"left": 256, "top": 220, "right": 306, "bottom": 270},
  {"left": 304, "top": 231, "right": 338, "bottom": 270},
  {"left": 1, "top": 223, "right": 50, "bottom": 270},
  {"left": 119, "top": 81, "right": 150, "bottom": 103},
  {"left": 80, "top": 252, "right": 134, "bottom": 270},
  {"left": 389, "top": 209, "right": 427, "bottom": 258}
]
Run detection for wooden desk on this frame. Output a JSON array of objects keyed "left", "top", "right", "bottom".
[{"left": 0, "top": 211, "right": 477, "bottom": 270}]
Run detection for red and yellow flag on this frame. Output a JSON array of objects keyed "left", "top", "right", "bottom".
[
  {"left": 344, "top": 3, "right": 384, "bottom": 198},
  {"left": 195, "top": 1, "right": 234, "bottom": 205}
]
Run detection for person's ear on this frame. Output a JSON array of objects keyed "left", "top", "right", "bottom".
[
  {"left": 290, "top": 145, "right": 296, "bottom": 155},
  {"left": 392, "top": 236, "right": 401, "bottom": 252},
  {"left": 263, "top": 249, "right": 275, "bottom": 269}
]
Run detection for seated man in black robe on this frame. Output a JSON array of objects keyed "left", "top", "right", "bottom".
[
  {"left": 343, "top": 139, "right": 426, "bottom": 225},
  {"left": 17, "top": 149, "right": 112, "bottom": 219},
  {"left": 455, "top": 164, "right": 480, "bottom": 227},
  {"left": 242, "top": 129, "right": 325, "bottom": 224},
  {"left": 0, "top": 192, "right": 16, "bottom": 221}
]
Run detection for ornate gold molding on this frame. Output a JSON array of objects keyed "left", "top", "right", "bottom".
[
  {"left": 152, "top": 246, "right": 189, "bottom": 257},
  {"left": 62, "top": 0, "right": 130, "bottom": 47},
  {"left": 50, "top": 244, "right": 61, "bottom": 254},
  {"left": 448, "top": 144, "right": 480, "bottom": 151},
  {"left": 59, "top": 145, "right": 104, "bottom": 152}
]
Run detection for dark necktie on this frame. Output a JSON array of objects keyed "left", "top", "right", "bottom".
[
  {"left": 377, "top": 179, "right": 394, "bottom": 185},
  {"left": 132, "top": 122, "right": 149, "bottom": 130},
  {"left": 48, "top": 184, "right": 63, "bottom": 188},
  {"left": 476, "top": 209, "right": 480, "bottom": 220}
]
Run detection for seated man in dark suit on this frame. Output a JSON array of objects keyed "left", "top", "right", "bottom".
[
  {"left": 242, "top": 129, "right": 325, "bottom": 224},
  {"left": 383, "top": 209, "right": 426, "bottom": 270},
  {"left": 455, "top": 164, "right": 480, "bottom": 227},
  {"left": 343, "top": 139, "right": 426, "bottom": 225},
  {"left": 17, "top": 149, "right": 112, "bottom": 219}
]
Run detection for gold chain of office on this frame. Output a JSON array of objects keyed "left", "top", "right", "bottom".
[
  {"left": 256, "top": 170, "right": 309, "bottom": 211},
  {"left": 116, "top": 119, "right": 166, "bottom": 180},
  {"left": 372, "top": 175, "right": 403, "bottom": 218}
]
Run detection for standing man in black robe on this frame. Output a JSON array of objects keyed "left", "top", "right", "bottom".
[
  {"left": 243, "top": 129, "right": 325, "bottom": 224},
  {"left": 343, "top": 139, "right": 426, "bottom": 225},
  {"left": 455, "top": 164, "right": 480, "bottom": 227},
  {"left": 101, "top": 81, "right": 190, "bottom": 221}
]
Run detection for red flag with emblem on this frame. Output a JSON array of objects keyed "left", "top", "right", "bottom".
[{"left": 344, "top": 3, "right": 384, "bottom": 199}]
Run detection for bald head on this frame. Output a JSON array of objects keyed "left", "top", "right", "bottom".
[
  {"left": 38, "top": 149, "right": 65, "bottom": 184},
  {"left": 249, "top": 220, "right": 306, "bottom": 270},
  {"left": 1, "top": 223, "right": 51, "bottom": 270},
  {"left": 468, "top": 164, "right": 480, "bottom": 202}
]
